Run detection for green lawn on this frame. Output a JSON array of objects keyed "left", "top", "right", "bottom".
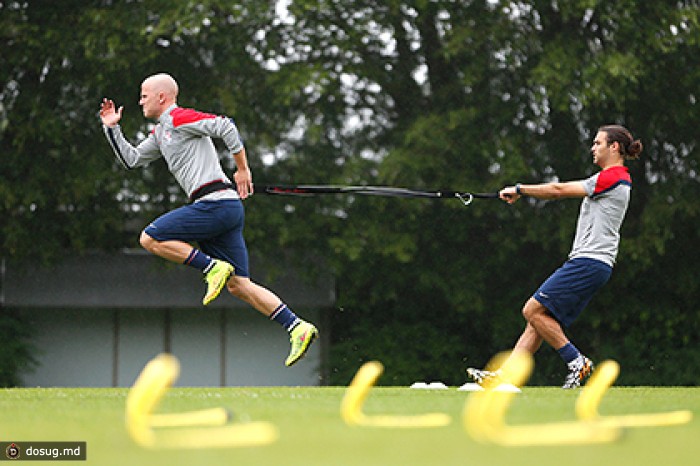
[{"left": 1, "top": 386, "right": 698, "bottom": 465}]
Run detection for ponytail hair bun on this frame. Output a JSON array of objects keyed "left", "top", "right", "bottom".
[{"left": 626, "top": 139, "right": 643, "bottom": 160}]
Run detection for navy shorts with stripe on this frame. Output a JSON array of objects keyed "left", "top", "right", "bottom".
[
  {"left": 143, "top": 199, "right": 249, "bottom": 277},
  {"left": 533, "top": 257, "right": 612, "bottom": 328}
]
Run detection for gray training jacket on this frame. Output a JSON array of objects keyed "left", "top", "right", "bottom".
[{"left": 103, "top": 104, "right": 243, "bottom": 200}]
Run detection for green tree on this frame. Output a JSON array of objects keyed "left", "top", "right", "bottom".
[{"left": 0, "top": 309, "right": 37, "bottom": 387}]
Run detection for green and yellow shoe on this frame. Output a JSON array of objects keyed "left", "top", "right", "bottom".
[
  {"left": 285, "top": 321, "right": 319, "bottom": 367},
  {"left": 202, "top": 260, "right": 234, "bottom": 305}
]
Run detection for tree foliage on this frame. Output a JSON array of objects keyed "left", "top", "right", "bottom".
[
  {"left": 1, "top": 1, "right": 699, "bottom": 386},
  {"left": 0, "top": 309, "right": 37, "bottom": 388}
]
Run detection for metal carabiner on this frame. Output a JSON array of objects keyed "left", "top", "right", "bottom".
[{"left": 455, "top": 192, "right": 474, "bottom": 206}]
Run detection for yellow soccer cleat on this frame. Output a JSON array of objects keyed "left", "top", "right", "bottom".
[
  {"left": 202, "top": 260, "right": 234, "bottom": 305},
  {"left": 285, "top": 321, "right": 318, "bottom": 366}
]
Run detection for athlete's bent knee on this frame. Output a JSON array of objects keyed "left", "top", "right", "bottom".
[
  {"left": 139, "top": 231, "right": 157, "bottom": 252},
  {"left": 522, "top": 297, "right": 546, "bottom": 322}
]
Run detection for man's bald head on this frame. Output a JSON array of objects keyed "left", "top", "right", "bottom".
[
  {"left": 143, "top": 73, "right": 179, "bottom": 99},
  {"left": 139, "top": 73, "right": 179, "bottom": 119}
]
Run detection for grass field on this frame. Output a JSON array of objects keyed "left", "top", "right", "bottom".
[{"left": 1, "top": 385, "right": 698, "bottom": 465}]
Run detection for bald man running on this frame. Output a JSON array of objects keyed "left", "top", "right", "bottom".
[{"left": 99, "top": 73, "right": 318, "bottom": 367}]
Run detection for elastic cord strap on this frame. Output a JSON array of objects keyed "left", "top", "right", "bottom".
[{"left": 189, "top": 179, "right": 234, "bottom": 202}]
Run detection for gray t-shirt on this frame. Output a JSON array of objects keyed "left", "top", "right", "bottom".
[{"left": 569, "top": 166, "right": 632, "bottom": 267}]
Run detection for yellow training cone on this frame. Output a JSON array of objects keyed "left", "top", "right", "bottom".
[
  {"left": 149, "top": 422, "right": 279, "bottom": 449},
  {"left": 126, "top": 353, "right": 180, "bottom": 447},
  {"left": 576, "top": 360, "right": 693, "bottom": 428},
  {"left": 150, "top": 407, "right": 232, "bottom": 428},
  {"left": 126, "top": 353, "right": 278, "bottom": 449},
  {"left": 464, "top": 351, "right": 621, "bottom": 446},
  {"left": 341, "top": 361, "right": 451, "bottom": 428}
]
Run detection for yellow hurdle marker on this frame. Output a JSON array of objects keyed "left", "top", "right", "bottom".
[
  {"left": 150, "top": 407, "right": 232, "bottom": 428},
  {"left": 125, "top": 353, "right": 180, "bottom": 447},
  {"left": 125, "top": 353, "right": 278, "bottom": 449},
  {"left": 575, "top": 360, "right": 693, "bottom": 428},
  {"left": 341, "top": 361, "right": 451, "bottom": 428},
  {"left": 463, "top": 352, "right": 621, "bottom": 446},
  {"left": 144, "top": 423, "right": 279, "bottom": 449}
]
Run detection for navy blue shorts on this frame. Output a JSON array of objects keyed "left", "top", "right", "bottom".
[
  {"left": 533, "top": 257, "right": 612, "bottom": 327},
  {"left": 143, "top": 199, "right": 249, "bottom": 277}
]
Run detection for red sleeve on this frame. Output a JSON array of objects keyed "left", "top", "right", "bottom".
[
  {"left": 171, "top": 107, "right": 217, "bottom": 127},
  {"left": 593, "top": 166, "right": 632, "bottom": 196}
]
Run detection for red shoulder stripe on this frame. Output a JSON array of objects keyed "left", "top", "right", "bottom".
[
  {"left": 171, "top": 107, "right": 217, "bottom": 127},
  {"left": 594, "top": 166, "right": 632, "bottom": 195}
]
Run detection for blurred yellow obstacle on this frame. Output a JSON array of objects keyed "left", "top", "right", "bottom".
[
  {"left": 463, "top": 352, "right": 621, "bottom": 446},
  {"left": 149, "top": 407, "right": 232, "bottom": 428},
  {"left": 125, "top": 353, "right": 180, "bottom": 447},
  {"left": 125, "top": 353, "right": 278, "bottom": 449},
  {"left": 575, "top": 360, "right": 693, "bottom": 428},
  {"left": 341, "top": 361, "right": 451, "bottom": 428}
]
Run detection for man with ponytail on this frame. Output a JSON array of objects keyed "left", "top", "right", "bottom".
[{"left": 468, "top": 125, "right": 642, "bottom": 388}]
